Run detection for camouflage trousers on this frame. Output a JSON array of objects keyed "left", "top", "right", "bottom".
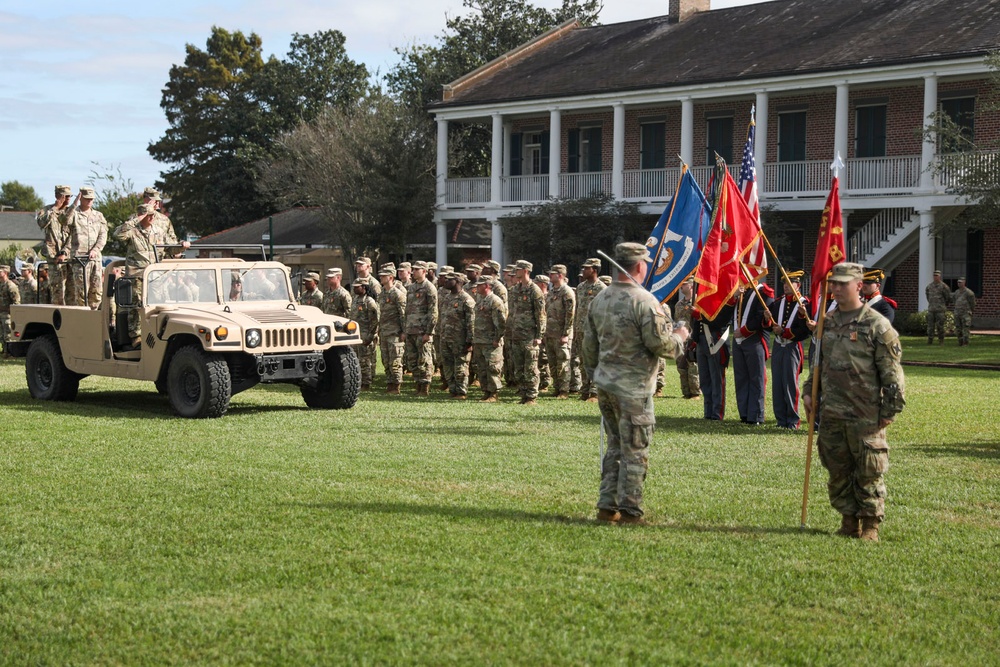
[
  {"left": 570, "top": 333, "right": 595, "bottom": 397},
  {"left": 48, "top": 262, "right": 73, "bottom": 306},
  {"left": 597, "top": 389, "right": 655, "bottom": 518},
  {"left": 675, "top": 354, "right": 700, "bottom": 398},
  {"left": 510, "top": 339, "right": 540, "bottom": 400},
  {"left": 817, "top": 417, "right": 889, "bottom": 519},
  {"left": 544, "top": 337, "right": 571, "bottom": 393},
  {"left": 70, "top": 258, "right": 102, "bottom": 308},
  {"left": 404, "top": 334, "right": 434, "bottom": 385},
  {"left": 380, "top": 334, "right": 404, "bottom": 385},
  {"left": 503, "top": 331, "right": 514, "bottom": 384},
  {"left": 538, "top": 340, "right": 550, "bottom": 388},
  {"left": 441, "top": 340, "right": 472, "bottom": 396},
  {"left": 955, "top": 311, "right": 973, "bottom": 345},
  {"left": 926, "top": 309, "right": 946, "bottom": 341},
  {"left": 127, "top": 277, "right": 144, "bottom": 339},
  {"left": 473, "top": 343, "right": 503, "bottom": 394},
  {"left": 354, "top": 339, "right": 378, "bottom": 386},
  {"left": 0, "top": 312, "right": 11, "bottom": 347}
]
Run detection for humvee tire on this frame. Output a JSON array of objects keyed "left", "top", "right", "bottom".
[
  {"left": 167, "top": 345, "right": 232, "bottom": 418},
  {"left": 25, "top": 334, "right": 81, "bottom": 402},
  {"left": 301, "top": 345, "right": 360, "bottom": 410}
]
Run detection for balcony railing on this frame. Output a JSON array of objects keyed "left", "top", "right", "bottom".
[
  {"left": 934, "top": 150, "right": 1000, "bottom": 189},
  {"left": 445, "top": 177, "right": 490, "bottom": 205},
  {"left": 623, "top": 168, "right": 680, "bottom": 200},
  {"left": 560, "top": 171, "right": 613, "bottom": 199},
  {"left": 501, "top": 175, "right": 549, "bottom": 203}
]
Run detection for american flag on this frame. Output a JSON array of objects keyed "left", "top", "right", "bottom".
[{"left": 738, "top": 106, "right": 767, "bottom": 279}]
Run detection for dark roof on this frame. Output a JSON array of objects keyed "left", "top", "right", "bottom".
[
  {"left": 433, "top": 0, "right": 1000, "bottom": 109},
  {"left": 408, "top": 219, "right": 492, "bottom": 248},
  {"left": 193, "top": 208, "right": 334, "bottom": 247},
  {"left": 0, "top": 212, "right": 44, "bottom": 241}
]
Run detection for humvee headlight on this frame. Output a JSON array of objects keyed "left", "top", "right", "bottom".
[
  {"left": 214, "top": 326, "right": 229, "bottom": 341},
  {"left": 246, "top": 328, "right": 262, "bottom": 348},
  {"left": 316, "top": 326, "right": 331, "bottom": 345}
]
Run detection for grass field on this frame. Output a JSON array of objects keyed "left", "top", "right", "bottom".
[{"left": 1, "top": 342, "right": 998, "bottom": 665}]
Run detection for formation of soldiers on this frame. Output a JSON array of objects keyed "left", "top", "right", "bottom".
[{"left": 925, "top": 269, "right": 977, "bottom": 346}]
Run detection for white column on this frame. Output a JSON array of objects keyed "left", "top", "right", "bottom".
[
  {"left": 841, "top": 209, "right": 853, "bottom": 260},
  {"left": 681, "top": 98, "right": 694, "bottom": 165},
  {"left": 612, "top": 103, "right": 625, "bottom": 198},
  {"left": 834, "top": 82, "right": 850, "bottom": 165},
  {"left": 920, "top": 74, "right": 939, "bottom": 191},
  {"left": 549, "top": 108, "right": 561, "bottom": 199},
  {"left": 490, "top": 113, "right": 503, "bottom": 206},
  {"left": 754, "top": 91, "right": 768, "bottom": 196},
  {"left": 503, "top": 122, "right": 512, "bottom": 177},
  {"left": 491, "top": 219, "right": 504, "bottom": 263},
  {"left": 918, "top": 209, "right": 935, "bottom": 310},
  {"left": 436, "top": 118, "right": 448, "bottom": 208},
  {"left": 435, "top": 221, "right": 448, "bottom": 268}
]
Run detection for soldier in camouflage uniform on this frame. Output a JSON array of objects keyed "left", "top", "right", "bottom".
[
  {"left": 803, "top": 263, "right": 905, "bottom": 542},
  {"left": 439, "top": 272, "right": 476, "bottom": 399},
  {"left": 142, "top": 188, "right": 187, "bottom": 257},
  {"left": 673, "top": 277, "right": 700, "bottom": 399},
  {"left": 433, "top": 264, "right": 453, "bottom": 384},
  {"left": 544, "top": 265, "right": 576, "bottom": 398},
  {"left": 0, "top": 265, "right": 21, "bottom": 357},
  {"left": 924, "top": 269, "right": 951, "bottom": 344},
  {"left": 18, "top": 264, "right": 39, "bottom": 305},
  {"left": 63, "top": 187, "right": 107, "bottom": 308},
  {"left": 473, "top": 276, "right": 507, "bottom": 402},
  {"left": 113, "top": 203, "right": 167, "bottom": 345},
  {"left": 36, "top": 262, "right": 52, "bottom": 305},
  {"left": 573, "top": 258, "right": 606, "bottom": 400},
  {"left": 952, "top": 277, "right": 976, "bottom": 346},
  {"left": 583, "top": 243, "right": 688, "bottom": 525},
  {"left": 378, "top": 268, "right": 406, "bottom": 394},
  {"left": 534, "top": 275, "right": 552, "bottom": 390},
  {"left": 481, "top": 261, "right": 508, "bottom": 306},
  {"left": 396, "top": 262, "right": 413, "bottom": 289},
  {"left": 508, "top": 260, "right": 546, "bottom": 405},
  {"left": 35, "top": 185, "right": 74, "bottom": 305},
  {"left": 404, "top": 260, "right": 438, "bottom": 396},
  {"left": 354, "top": 257, "right": 381, "bottom": 301},
  {"left": 322, "top": 268, "right": 352, "bottom": 318},
  {"left": 350, "top": 278, "right": 380, "bottom": 389},
  {"left": 298, "top": 272, "right": 323, "bottom": 308}
]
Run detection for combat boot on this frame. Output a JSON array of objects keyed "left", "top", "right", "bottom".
[
  {"left": 386, "top": 383, "right": 400, "bottom": 395},
  {"left": 519, "top": 397, "right": 537, "bottom": 406},
  {"left": 480, "top": 392, "right": 497, "bottom": 403},
  {"left": 555, "top": 391, "right": 569, "bottom": 399},
  {"left": 835, "top": 514, "right": 861, "bottom": 538},
  {"left": 596, "top": 508, "right": 620, "bottom": 523},
  {"left": 860, "top": 516, "right": 881, "bottom": 542},
  {"left": 618, "top": 513, "right": 647, "bottom": 526},
  {"left": 451, "top": 393, "right": 467, "bottom": 400},
  {"left": 440, "top": 379, "right": 450, "bottom": 391},
  {"left": 415, "top": 383, "right": 428, "bottom": 397}
]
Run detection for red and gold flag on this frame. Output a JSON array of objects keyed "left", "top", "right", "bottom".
[{"left": 809, "top": 176, "right": 846, "bottom": 317}]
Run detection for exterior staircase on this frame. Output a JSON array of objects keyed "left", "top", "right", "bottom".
[{"left": 848, "top": 205, "right": 967, "bottom": 272}]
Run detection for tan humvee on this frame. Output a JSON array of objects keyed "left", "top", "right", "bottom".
[{"left": 9, "top": 257, "right": 362, "bottom": 418}]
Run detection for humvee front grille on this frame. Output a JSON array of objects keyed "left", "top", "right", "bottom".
[{"left": 263, "top": 327, "right": 314, "bottom": 349}]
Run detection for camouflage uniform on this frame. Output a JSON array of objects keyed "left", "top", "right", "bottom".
[
  {"left": 35, "top": 197, "right": 72, "bottom": 305},
  {"left": 0, "top": 270, "right": 21, "bottom": 352},
  {"left": 439, "top": 282, "right": 476, "bottom": 397},
  {"left": 544, "top": 271, "right": 575, "bottom": 395},
  {"left": 404, "top": 271, "right": 438, "bottom": 390},
  {"left": 113, "top": 208, "right": 165, "bottom": 339},
  {"left": 572, "top": 272, "right": 606, "bottom": 397},
  {"left": 36, "top": 268, "right": 52, "bottom": 305},
  {"left": 672, "top": 290, "right": 700, "bottom": 398},
  {"left": 18, "top": 276, "right": 39, "bottom": 305},
  {"left": 953, "top": 283, "right": 976, "bottom": 346},
  {"left": 350, "top": 286, "right": 380, "bottom": 388},
  {"left": 473, "top": 282, "right": 507, "bottom": 398},
  {"left": 803, "top": 265, "right": 905, "bottom": 530},
  {"left": 322, "top": 284, "right": 352, "bottom": 319},
  {"left": 63, "top": 202, "right": 107, "bottom": 308},
  {"left": 378, "top": 276, "right": 406, "bottom": 389},
  {"left": 298, "top": 284, "right": 324, "bottom": 309},
  {"left": 508, "top": 269, "right": 546, "bottom": 403},
  {"left": 925, "top": 275, "right": 952, "bottom": 343},
  {"left": 582, "top": 245, "right": 685, "bottom": 520}
]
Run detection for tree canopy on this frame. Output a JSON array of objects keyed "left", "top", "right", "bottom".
[{"left": 0, "top": 181, "right": 43, "bottom": 212}]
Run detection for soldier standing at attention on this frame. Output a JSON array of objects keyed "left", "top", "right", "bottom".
[
  {"left": 403, "top": 260, "right": 438, "bottom": 396},
  {"left": 481, "top": 260, "right": 508, "bottom": 306},
  {"left": 18, "top": 264, "right": 38, "bottom": 305},
  {"left": 508, "top": 260, "right": 546, "bottom": 405},
  {"left": 861, "top": 268, "right": 896, "bottom": 325},
  {"left": 354, "top": 257, "right": 381, "bottom": 301},
  {"left": 350, "top": 278, "right": 380, "bottom": 390},
  {"left": 63, "top": 187, "right": 107, "bottom": 309},
  {"left": 533, "top": 274, "right": 552, "bottom": 391},
  {"left": 583, "top": 243, "right": 689, "bottom": 525},
  {"left": 439, "top": 272, "right": 476, "bottom": 399},
  {"left": 573, "top": 258, "right": 605, "bottom": 401},
  {"left": 673, "top": 277, "right": 700, "bottom": 400},
  {"left": 378, "top": 268, "right": 406, "bottom": 394},
  {"left": 952, "top": 277, "right": 976, "bottom": 346},
  {"left": 803, "top": 262, "right": 905, "bottom": 542},
  {"left": 113, "top": 203, "right": 166, "bottom": 347},
  {"left": 396, "top": 262, "right": 413, "bottom": 289},
  {"left": 35, "top": 185, "right": 73, "bottom": 305},
  {"left": 0, "top": 265, "right": 21, "bottom": 358},
  {"left": 544, "top": 265, "right": 575, "bottom": 398},
  {"left": 298, "top": 272, "right": 323, "bottom": 308},
  {"left": 767, "top": 271, "right": 811, "bottom": 429},
  {"left": 36, "top": 262, "right": 52, "bottom": 305},
  {"left": 925, "top": 269, "right": 951, "bottom": 344},
  {"left": 473, "top": 276, "right": 507, "bottom": 402},
  {"left": 321, "top": 268, "right": 352, "bottom": 319}
]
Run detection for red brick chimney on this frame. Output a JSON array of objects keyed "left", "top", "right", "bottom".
[{"left": 669, "top": 0, "right": 710, "bottom": 22}]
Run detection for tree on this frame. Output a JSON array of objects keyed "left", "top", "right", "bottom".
[
  {"left": 0, "top": 181, "right": 43, "bottom": 212},
  {"left": 149, "top": 27, "right": 370, "bottom": 236},
  {"left": 259, "top": 93, "right": 437, "bottom": 262}
]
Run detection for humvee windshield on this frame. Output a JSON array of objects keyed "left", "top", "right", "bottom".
[
  {"left": 147, "top": 269, "right": 219, "bottom": 305},
  {"left": 224, "top": 267, "right": 291, "bottom": 302}
]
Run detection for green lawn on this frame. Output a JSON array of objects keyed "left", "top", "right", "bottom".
[
  {"left": 898, "top": 333, "right": 1000, "bottom": 366},
  {"left": 1, "top": 352, "right": 997, "bottom": 665}
]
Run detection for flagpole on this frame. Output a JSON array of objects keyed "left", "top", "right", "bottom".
[
  {"left": 801, "top": 282, "right": 829, "bottom": 530},
  {"left": 738, "top": 262, "right": 773, "bottom": 325}
]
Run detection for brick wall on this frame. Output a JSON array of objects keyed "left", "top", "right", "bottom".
[{"left": 978, "top": 227, "right": 1000, "bottom": 325}]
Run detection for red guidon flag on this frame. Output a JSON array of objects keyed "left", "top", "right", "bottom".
[
  {"left": 810, "top": 174, "right": 846, "bottom": 317},
  {"left": 694, "top": 165, "right": 763, "bottom": 320}
]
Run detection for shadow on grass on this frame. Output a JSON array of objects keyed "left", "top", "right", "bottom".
[
  {"left": 909, "top": 442, "right": 1000, "bottom": 460},
  {"left": 296, "top": 499, "right": 826, "bottom": 536}
]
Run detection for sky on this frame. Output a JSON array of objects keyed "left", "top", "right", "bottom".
[{"left": 0, "top": 0, "right": 771, "bottom": 209}]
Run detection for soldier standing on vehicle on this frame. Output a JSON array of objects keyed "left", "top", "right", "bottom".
[
  {"left": 378, "top": 268, "right": 406, "bottom": 394},
  {"left": 403, "top": 260, "right": 438, "bottom": 396},
  {"left": 0, "top": 265, "right": 21, "bottom": 358},
  {"left": 62, "top": 187, "right": 107, "bottom": 309},
  {"left": 36, "top": 185, "right": 74, "bottom": 305},
  {"left": 439, "top": 272, "right": 476, "bottom": 399},
  {"left": 351, "top": 278, "right": 380, "bottom": 390},
  {"left": 298, "top": 272, "right": 323, "bottom": 308},
  {"left": 473, "top": 276, "right": 507, "bottom": 402},
  {"left": 113, "top": 203, "right": 166, "bottom": 347},
  {"left": 952, "top": 277, "right": 976, "bottom": 347},
  {"left": 925, "top": 270, "right": 951, "bottom": 344}
]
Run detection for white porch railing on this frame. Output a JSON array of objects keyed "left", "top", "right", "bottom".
[
  {"left": 560, "top": 171, "right": 613, "bottom": 199},
  {"left": 623, "top": 167, "right": 680, "bottom": 200},
  {"left": 763, "top": 160, "right": 832, "bottom": 197},
  {"left": 934, "top": 150, "right": 1000, "bottom": 189},
  {"left": 445, "top": 177, "right": 490, "bottom": 204},
  {"left": 848, "top": 207, "right": 915, "bottom": 262},
  {"left": 501, "top": 175, "right": 549, "bottom": 203},
  {"left": 846, "top": 156, "right": 921, "bottom": 194}
]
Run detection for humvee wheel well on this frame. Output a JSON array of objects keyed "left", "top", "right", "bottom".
[{"left": 155, "top": 334, "right": 209, "bottom": 388}]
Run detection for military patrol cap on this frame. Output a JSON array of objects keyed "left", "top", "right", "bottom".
[
  {"left": 440, "top": 265, "right": 454, "bottom": 274},
  {"left": 683, "top": 275, "right": 695, "bottom": 284},
  {"left": 785, "top": 270, "right": 804, "bottom": 282},
  {"left": 615, "top": 242, "right": 651, "bottom": 264},
  {"left": 504, "top": 264, "right": 516, "bottom": 272},
  {"left": 515, "top": 259, "right": 533, "bottom": 272},
  {"left": 378, "top": 268, "right": 394, "bottom": 277},
  {"left": 933, "top": 269, "right": 942, "bottom": 275},
  {"left": 21, "top": 263, "right": 34, "bottom": 272},
  {"left": 143, "top": 186, "right": 160, "bottom": 198},
  {"left": 397, "top": 261, "right": 412, "bottom": 270},
  {"left": 427, "top": 262, "right": 438, "bottom": 271},
  {"left": 354, "top": 256, "right": 372, "bottom": 266},
  {"left": 351, "top": 277, "right": 367, "bottom": 287},
  {"left": 862, "top": 267, "right": 884, "bottom": 284},
  {"left": 325, "top": 267, "right": 342, "bottom": 278},
  {"left": 475, "top": 276, "right": 493, "bottom": 287},
  {"left": 465, "top": 263, "right": 482, "bottom": 273},
  {"left": 411, "top": 260, "right": 428, "bottom": 270},
  {"left": 55, "top": 185, "right": 72, "bottom": 196},
  {"left": 79, "top": 187, "right": 96, "bottom": 199},
  {"left": 548, "top": 264, "right": 567, "bottom": 276},
  {"left": 484, "top": 260, "right": 501, "bottom": 273},
  {"left": 136, "top": 203, "right": 155, "bottom": 215},
  {"left": 958, "top": 276, "right": 967, "bottom": 282},
  {"left": 305, "top": 272, "right": 320, "bottom": 282},
  {"left": 827, "top": 262, "right": 864, "bottom": 283},
  {"left": 0, "top": 265, "right": 10, "bottom": 272},
  {"left": 581, "top": 257, "right": 601, "bottom": 269},
  {"left": 599, "top": 275, "right": 612, "bottom": 286},
  {"left": 381, "top": 262, "right": 396, "bottom": 273},
  {"left": 534, "top": 274, "right": 550, "bottom": 285}
]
